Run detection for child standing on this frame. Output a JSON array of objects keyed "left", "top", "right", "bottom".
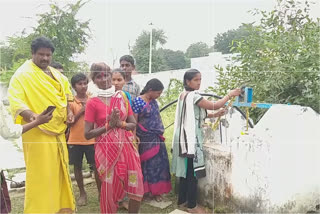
[
  {"left": 112, "top": 68, "right": 132, "bottom": 106},
  {"left": 112, "top": 68, "right": 136, "bottom": 210},
  {"left": 67, "top": 73, "right": 101, "bottom": 206},
  {"left": 120, "top": 55, "right": 140, "bottom": 101},
  {"left": 132, "top": 79, "right": 172, "bottom": 202}
]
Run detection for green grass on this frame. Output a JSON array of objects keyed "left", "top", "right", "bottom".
[
  {"left": 10, "top": 180, "right": 180, "bottom": 213},
  {"left": 160, "top": 103, "right": 176, "bottom": 166}
]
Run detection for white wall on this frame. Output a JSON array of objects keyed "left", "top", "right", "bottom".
[
  {"left": 134, "top": 52, "right": 233, "bottom": 92},
  {"left": 0, "top": 82, "right": 8, "bottom": 99}
]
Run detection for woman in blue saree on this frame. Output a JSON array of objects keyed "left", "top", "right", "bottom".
[{"left": 132, "top": 78, "right": 172, "bottom": 201}]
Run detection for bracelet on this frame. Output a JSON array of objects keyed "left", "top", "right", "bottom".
[
  {"left": 105, "top": 123, "right": 109, "bottom": 130},
  {"left": 227, "top": 94, "right": 232, "bottom": 100},
  {"left": 121, "top": 121, "right": 126, "bottom": 129}
]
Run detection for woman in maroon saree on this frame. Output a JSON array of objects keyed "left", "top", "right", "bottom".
[
  {"left": 84, "top": 63, "right": 143, "bottom": 213},
  {"left": 132, "top": 79, "right": 172, "bottom": 201}
]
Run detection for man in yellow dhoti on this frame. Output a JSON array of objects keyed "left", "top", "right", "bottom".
[{"left": 8, "top": 37, "right": 76, "bottom": 213}]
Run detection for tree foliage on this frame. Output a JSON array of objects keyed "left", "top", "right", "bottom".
[
  {"left": 210, "top": 0, "right": 320, "bottom": 121},
  {"left": 185, "top": 42, "right": 212, "bottom": 58},
  {"left": 35, "top": 0, "right": 91, "bottom": 73},
  {"left": 213, "top": 25, "right": 250, "bottom": 54},
  {"left": 0, "top": 34, "right": 34, "bottom": 71},
  {"left": 131, "top": 29, "right": 189, "bottom": 72},
  {"left": 0, "top": 0, "right": 91, "bottom": 81},
  {"left": 157, "top": 48, "right": 187, "bottom": 70},
  {"left": 158, "top": 78, "right": 184, "bottom": 108},
  {"left": 131, "top": 29, "right": 167, "bottom": 73}
]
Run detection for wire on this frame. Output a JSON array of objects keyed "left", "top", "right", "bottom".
[{"left": 160, "top": 93, "right": 254, "bottom": 129}]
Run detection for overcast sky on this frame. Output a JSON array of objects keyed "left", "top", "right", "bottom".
[{"left": 0, "top": 0, "right": 319, "bottom": 67}]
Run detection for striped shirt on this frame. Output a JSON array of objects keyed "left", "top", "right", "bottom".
[{"left": 122, "top": 79, "right": 140, "bottom": 101}]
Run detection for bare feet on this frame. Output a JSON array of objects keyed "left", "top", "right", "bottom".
[
  {"left": 187, "top": 205, "right": 207, "bottom": 213},
  {"left": 120, "top": 200, "right": 129, "bottom": 210},
  {"left": 143, "top": 193, "right": 153, "bottom": 202},
  {"left": 178, "top": 202, "right": 188, "bottom": 211},
  {"left": 77, "top": 194, "right": 87, "bottom": 206}
]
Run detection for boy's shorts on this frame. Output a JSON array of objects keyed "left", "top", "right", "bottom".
[{"left": 68, "top": 144, "right": 96, "bottom": 170}]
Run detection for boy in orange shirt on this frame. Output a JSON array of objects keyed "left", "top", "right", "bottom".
[{"left": 68, "top": 73, "right": 101, "bottom": 206}]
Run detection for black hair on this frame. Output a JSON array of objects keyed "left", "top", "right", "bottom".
[
  {"left": 119, "top": 55, "right": 135, "bottom": 66},
  {"left": 50, "top": 62, "right": 63, "bottom": 70},
  {"left": 71, "top": 73, "right": 88, "bottom": 88},
  {"left": 140, "top": 78, "right": 164, "bottom": 95},
  {"left": 90, "top": 62, "right": 111, "bottom": 81},
  {"left": 31, "top": 36, "right": 55, "bottom": 54},
  {"left": 183, "top": 69, "right": 201, "bottom": 91},
  {"left": 112, "top": 68, "right": 125, "bottom": 79}
]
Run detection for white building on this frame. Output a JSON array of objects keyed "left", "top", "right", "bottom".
[{"left": 134, "top": 52, "right": 235, "bottom": 91}]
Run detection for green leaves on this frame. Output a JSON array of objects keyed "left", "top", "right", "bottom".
[
  {"left": 214, "top": 25, "right": 251, "bottom": 54},
  {"left": 131, "top": 29, "right": 191, "bottom": 73},
  {"left": 0, "top": 0, "right": 91, "bottom": 81},
  {"left": 131, "top": 29, "right": 168, "bottom": 73},
  {"left": 35, "top": 0, "right": 91, "bottom": 67},
  {"left": 212, "top": 0, "right": 320, "bottom": 121},
  {"left": 185, "top": 42, "right": 212, "bottom": 58},
  {"left": 158, "top": 78, "right": 184, "bottom": 108}
]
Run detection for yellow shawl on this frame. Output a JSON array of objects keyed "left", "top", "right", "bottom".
[{"left": 8, "top": 60, "right": 73, "bottom": 134}]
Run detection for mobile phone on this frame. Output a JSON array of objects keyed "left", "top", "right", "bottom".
[{"left": 44, "top": 105, "right": 56, "bottom": 114}]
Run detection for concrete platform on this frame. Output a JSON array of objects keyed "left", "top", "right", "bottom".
[
  {"left": 169, "top": 209, "right": 189, "bottom": 214},
  {"left": 145, "top": 199, "right": 172, "bottom": 209}
]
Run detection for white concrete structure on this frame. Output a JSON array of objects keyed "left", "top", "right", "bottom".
[
  {"left": 230, "top": 105, "right": 320, "bottom": 212},
  {"left": 0, "top": 82, "right": 25, "bottom": 170},
  {"left": 134, "top": 52, "right": 234, "bottom": 91},
  {"left": 201, "top": 105, "right": 320, "bottom": 212}
]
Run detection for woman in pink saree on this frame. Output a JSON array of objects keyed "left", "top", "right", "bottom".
[{"left": 84, "top": 63, "right": 143, "bottom": 213}]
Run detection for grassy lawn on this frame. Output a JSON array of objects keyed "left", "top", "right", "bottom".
[{"left": 10, "top": 179, "right": 179, "bottom": 213}]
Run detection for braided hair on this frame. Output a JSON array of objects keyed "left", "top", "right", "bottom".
[{"left": 140, "top": 78, "right": 164, "bottom": 95}]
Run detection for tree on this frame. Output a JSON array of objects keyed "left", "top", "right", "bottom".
[
  {"left": 0, "top": 0, "right": 91, "bottom": 80},
  {"left": 185, "top": 42, "right": 211, "bottom": 59},
  {"left": 0, "top": 42, "right": 15, "bottom": 70},
  {"left": 213, "top": 25, "right": 250, "bottom": 54},
  {"left": 0, "top": 34, "right": 35, "bottom": 71},
  {"left": 157, "top": 48, "right": 187, "bottom": 70},
  {"left": 35, "top": 0, "right": 91, "bottom": 73},
  {"left": 210, "top": 0, "right": 320, "bottom": 122},
  {"left": 131, "top": 29, "right": 167, "bottom": 73}
]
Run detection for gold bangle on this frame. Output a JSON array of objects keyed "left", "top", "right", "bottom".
[
  {"left": 121, "top": 121, "right": 126, "bottom": 128},
  {"left": 227, "top": 94, "right": 231, "bottom": 100}
]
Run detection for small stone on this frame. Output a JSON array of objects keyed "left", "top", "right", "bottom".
[{"left": 145, "top": 200, "right": 172, "bottom": 209}]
